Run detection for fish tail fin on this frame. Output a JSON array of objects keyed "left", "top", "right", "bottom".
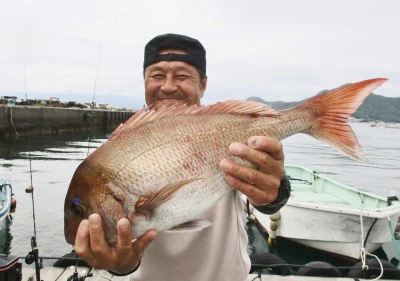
[{"left": 295, "top": 78, "right": 388, "bottom": 161}]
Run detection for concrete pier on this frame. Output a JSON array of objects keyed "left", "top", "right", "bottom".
[
  {"left": 0, "top": 105, "right": 135, "bottom": 139},
  {"left": 20, "top": 267, "right": 400, "bottom": 281}
]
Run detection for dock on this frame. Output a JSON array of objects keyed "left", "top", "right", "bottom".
[
  {"left": 19, "top": 267, "right": 400, "bottom": 281},
  {"left": 0, "top": 105, "right": 135, "bottom": 139},
  {"left": 1, "top": 251, "right": 398, "bottom": 280}
]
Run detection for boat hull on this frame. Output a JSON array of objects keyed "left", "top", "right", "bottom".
[
  {"left": 0, "top": 180, "right": 12, "bottom": 223},
  {"left": 250, "top": 165, "right": 400, "bottom": 259}
]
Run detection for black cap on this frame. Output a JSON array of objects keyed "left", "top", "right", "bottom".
[{"left": 143, "top": 33, "right": 206, "bottom": 73}]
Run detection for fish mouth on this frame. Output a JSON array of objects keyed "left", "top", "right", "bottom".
[
  {"left": 64, "top": 210, "right": 80, "bottom": 245},
  {"left": 64, "top": 220, "right": 78, "bottom": 245},
  {"left": 63, "top": 212, "right": 118, "bottom": 246},
  {"left": 65, "top": 232, "right": 76, "bottom": 245}
]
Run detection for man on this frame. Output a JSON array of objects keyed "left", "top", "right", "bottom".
[{"left": 74, "top": 33, "right": 290, "bottom": 280}]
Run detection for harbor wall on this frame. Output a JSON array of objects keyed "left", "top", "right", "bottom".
[{"left": 0, "top": 105, "right": 136, "bottom": 138}]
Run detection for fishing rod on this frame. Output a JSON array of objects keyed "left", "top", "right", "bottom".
[
  {"left": 18, "top": 29, "right": 103, "bottom": 280},
  {"left": 68, "top": 36, "right": 103, "bottom": 281},
  {"left": 86, "top": 36, "right": 103, "bottom": 156},
  {"left": 20, "top": 62, "right": 95, "bottom": 281},
  {"left": 21, "top": 62, "right": 43, "bottom": 281}
]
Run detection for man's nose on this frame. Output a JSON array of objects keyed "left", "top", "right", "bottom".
[{"left": 161, "top": 76, "right": 177, "bottom": 93}]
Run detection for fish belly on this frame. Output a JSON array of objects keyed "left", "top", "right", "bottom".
[{"left": 131, "top": 174, "right": 231, "bottom": 238}]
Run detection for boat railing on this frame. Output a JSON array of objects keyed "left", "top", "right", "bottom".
[{"left": 0, "top": 182, "right": 12, "bottom": 218}]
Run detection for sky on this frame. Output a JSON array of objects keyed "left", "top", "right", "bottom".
[{"left": 0, "top": 0, "right": 399, "bottom": 109}]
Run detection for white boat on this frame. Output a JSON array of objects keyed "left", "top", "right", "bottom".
[
  {"left": 246, "top": 165, "right": 400, "bottom": 260},
  {"left": 0, "top": 180, "right": 13, "bottom": 223}
]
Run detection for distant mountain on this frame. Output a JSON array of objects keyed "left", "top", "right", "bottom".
[
  {"left": 247, "top": 93, "right": 400, "bottom": 123},
  {"left": 352, "top": 94, "right": 400, "bottom": 123}
]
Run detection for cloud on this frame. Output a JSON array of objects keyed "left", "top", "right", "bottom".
[{"left": 0, "top": 0, "right": 398, "bottom": 109}]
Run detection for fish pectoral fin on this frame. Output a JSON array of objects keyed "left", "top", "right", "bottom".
[
  {"left": 135, "top": 178, "right": 201, "bottom": 218},
  {"left": 166, "top": 219, "right": 213, "bottom": 233}
]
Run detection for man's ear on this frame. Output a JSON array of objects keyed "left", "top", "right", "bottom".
[{"left": 200, "top": 76, "right": 208, "bottom": 98}]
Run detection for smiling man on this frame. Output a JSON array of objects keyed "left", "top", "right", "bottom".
[
  {"left": 143, "top": 36, "right": 207, "bottom": 107},
  {"left": 74, "top": 33, "right": 291, "bottom": 281}
]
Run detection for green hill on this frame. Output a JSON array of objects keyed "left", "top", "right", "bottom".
[
  {"left": 352, "top": 94, "right": 400, "bottom": 123},
  {"left": 247, "top": 93, "right": 400, "bottom": 123}
]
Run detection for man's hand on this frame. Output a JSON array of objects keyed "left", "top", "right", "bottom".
[
  {"left": 219, "top": 136, "right": 284, "bottom": 206},
  {"left": 74, "top": 214, "right": 157, "bottom": 274}
]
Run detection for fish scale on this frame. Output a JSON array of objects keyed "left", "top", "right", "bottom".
[
  {"left": 116, "top": 115, "right": 251, "bottom": 181},
  {"left": 64, "top": 78, "right": 387, "bottom": 246}
]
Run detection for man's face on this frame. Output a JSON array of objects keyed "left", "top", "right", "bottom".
[{"left": 144, "top": 49, "right": 207, "bottom": 107}]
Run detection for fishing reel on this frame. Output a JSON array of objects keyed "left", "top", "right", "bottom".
[
  {"left": 25, "top": 237, "right": 42, "bottom": 268},
  {"left": 25, "top": 237, "right": 43, "bottom": 281},
  {"left": 24, "top": 251, "right": 37, "bottom": 265},
  {"left": 67, "top": 268, "right": 93, "bottom": 281}
]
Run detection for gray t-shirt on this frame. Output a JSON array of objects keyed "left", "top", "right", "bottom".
[{"left": 130, "top": 190, "right": 251, "bottom": 281}]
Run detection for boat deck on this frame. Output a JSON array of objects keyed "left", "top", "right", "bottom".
[
  {"left": 20, "top": 267, "right": 400, "bottom": 281},
  {"left": 292, "top": 189, "right": 351, "bottom": 206}
]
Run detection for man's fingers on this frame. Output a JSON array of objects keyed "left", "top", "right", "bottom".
[
  {"left": 220, "top": 136, "right": 285, "bottom": 206},
  {"left": 224, "top": 171, "right": 278, "bottom": 204},
  {"left": 227, "top": 139, "right": 284, "bottom": 176},
  {"left": 73, "top": 216, "right": 155, "bottom": 272},
  {"left": 134, "top": 230, "right": 157, "bottom": 252},
  {"left": 117, "top": 218, "right": 133, "bottom": 248},
  {"left": 74, "top": 219, "right": 90, "bottom": 253},
  {"left": 247, "top": 136, "right": 284, "bottom": 161},
  {"left": 225, "top": 174, "right": 259, "bottom": 196},
  {"left": 220, "top": 158, "right": 267, "bottom": 187},
  {"left": 74, "top": 219, "right": 97, "bottom": 265},
  {"left": 227, "top": 142, "right": 275, "bottom": 174},
  {"left": 87, "top": 214, "right": 113, "bottom": 268}
]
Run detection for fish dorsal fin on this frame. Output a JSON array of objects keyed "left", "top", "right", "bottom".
[{"left": 110, "top": 100, "right": 279, "bottom": 138}]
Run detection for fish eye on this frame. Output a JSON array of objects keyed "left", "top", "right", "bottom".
[{"left": 70, "top": 202, "right": 86, "bottom": 218}]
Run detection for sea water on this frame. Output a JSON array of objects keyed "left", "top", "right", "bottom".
[{"left": 0, "top": 122, "right": 399, "bottom": 268}]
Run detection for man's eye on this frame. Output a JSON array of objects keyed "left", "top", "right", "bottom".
[
  {"left": 152, "top": 74, "right": 165, "bottom": 79},
  {"left": 176, "top": 75, "right": 188, "bottom": 80}
]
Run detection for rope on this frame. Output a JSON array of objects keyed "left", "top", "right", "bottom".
[
  {"left": 250, "top": 273, "right": 261, "bottom": 281},
  {"left": 250, "top": 263, "right": 400, "bottom": 271},
  {"left": 359, "top": 209, "right": 367, "bottom": 269},
  {"left": 358, "top": 193, "right": 383, "bottom": 280},
  {"left": 100, "top": 270, "right": 113, "bottom": 280},
  {"left": 287, "top": 175, "right": 311, "bottom": 185},
  {"left": 8, "top": 106, "right": 18, "bottom": 136}
]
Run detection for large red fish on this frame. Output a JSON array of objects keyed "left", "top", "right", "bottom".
[{"left": 64, "top": 78, "right": 387, "bottom": 246}]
